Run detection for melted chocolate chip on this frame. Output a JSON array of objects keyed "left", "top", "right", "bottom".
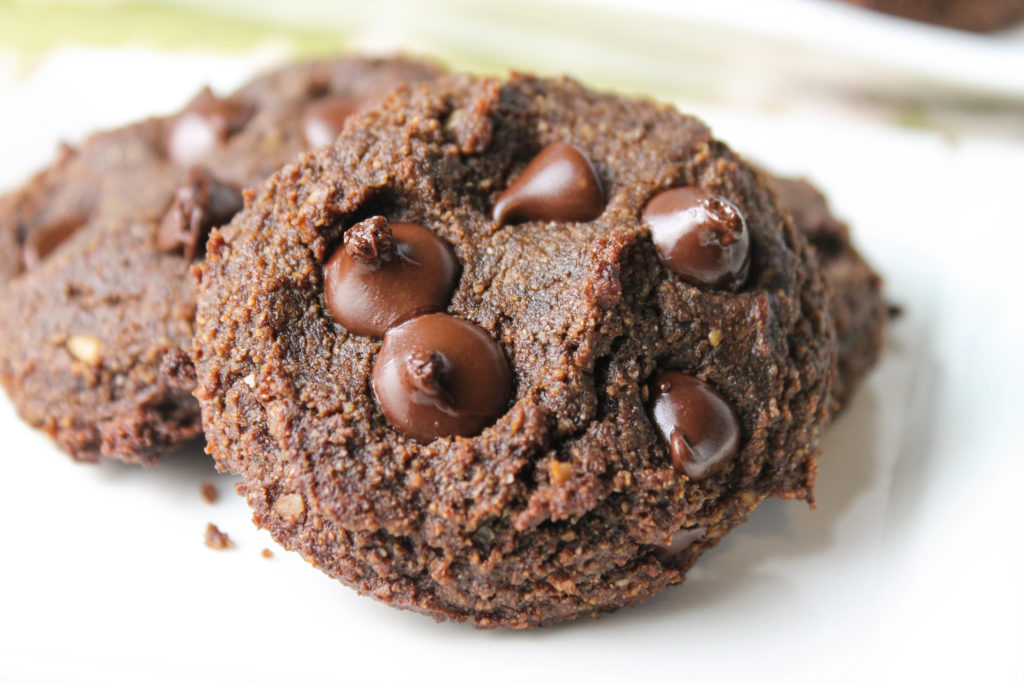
[
  {"left": 324, "top": 218, "right": 459, "bottom": 338},
  {"left": 492, "top": 142, "right": 605, "bottom": 225},
  {"left": 372, "top": 313, "right": 512, "bottom": 442},
  {"left": 648, "top": 370, "right": 741, "bottom": 480},
  {"left": 167, "top": 87, "right": 251, "bottom": 166},
  {"left": 21, "top": 216, "right": 86, "bottom": 270},
  {"left": 302, "top": 95, "right": 360, "bottom": 148},
  {"left": 157, "top": 168, "right": 243, "bottom": 261},
  {"left": 643, "top": 187, "right": 750, "bottom": 289}
]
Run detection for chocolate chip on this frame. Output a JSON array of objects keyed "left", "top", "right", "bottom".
[
  {"left": 157, "top": 167, "right": 243, "bottom": 261},
  {"left": 21, "top": 216, "right": 86, "bottom": 269},
  {"left": 167, "top": 87, "right": 251, "bottom": 166},
  {"left": 372, "top": 313, "right": 512, "bottom": 442},
  {"left": 343, "top": 216, "right": 396, "bottom": 267},
  {"left": 643, "top": 187, "right": 750, "bottom": 289},
  {"left": 647, "top": 370, "right": 741, "bottom": 480},
  {"left": 324, "top": 219, "right": 459, "bottom": 338},
  {"left": 404, "top": 349, "right": 455, "bottom": 408},
  {"left": 302, "top": 95, "right": 360, "bottom": 148},
  {"left": 492, "top": 142, "right": 605, "bottom": 225}
]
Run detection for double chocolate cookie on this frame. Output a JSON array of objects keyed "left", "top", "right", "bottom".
[
  {"left": 193, "top": 73, "right": 838, "bottom": 627},
  {"left": 0, "top": 57, "right": 441, "bottom": 465},
  {"left": 766, "top": 175, "right": 885, "bottom": 411}
]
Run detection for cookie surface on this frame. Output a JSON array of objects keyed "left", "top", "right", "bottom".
[
  {"left": 0, "top": 57, "right": 441, "bottom": 465},
  {"left": 194, "top": 74, "right": 837, "bottom": 627},
  {"left": 767, "top": 175, "right": 886, "bottom": 410}
]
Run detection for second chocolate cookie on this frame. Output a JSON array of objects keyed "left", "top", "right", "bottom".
[{"left": 0, "top": 57, "right": 441, "bottom": 465}]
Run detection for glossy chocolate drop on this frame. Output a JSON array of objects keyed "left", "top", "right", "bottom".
[
  {"left": 323, "top": 217, "right": 459, "bottom": 338},
  {"left": 167, "top": 87, "right": 251, "bottom": 166},
  {"left": 492, "top": 142, "right": 605, "bottom": 225},
  {"left": 648, "top": 370, "right": 741, "bottom": 480},
  {"left": 302, "top": 95, "right": 360, "bottom": 148},
  {"left": 643, "top": 187, "right": 750, "bottom": 289},
  {"left": 21, "top": 216, "right": 86, "bottom": 269},
  {"left": 157, "top": 167, "right": 243, "bottom": 261},
  {"left": 372, "top": 313, "right": 513, "bottom": 442}
]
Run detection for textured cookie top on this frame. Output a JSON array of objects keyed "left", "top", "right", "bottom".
[
  {"left": 0, "top": 57, "right": 441, "bottom": 465},
  {"left": 196, "top": 72, "right": 834, "bottom": 538}
]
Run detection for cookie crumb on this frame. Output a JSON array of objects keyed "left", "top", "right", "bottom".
[
  {"left": 200, "top": 482, "right": 218, "bottom": 504},
  {"left": 549, "top": 460, "right": 573, "bottom": 484},
  {"left": 204, "top": 523, "right": 234, "bottom": 550},
  {"left": 66, "top": 334, "right": 101, "bottom": 365},
  {"left": 274, "top": 493, "right": 305, "bottom": 522},
  {"left": 708, "top": 328, "right": 724, "bottom": 347},
  {"left": 261, "top": 548, "right": 274, "bottom": 559}
]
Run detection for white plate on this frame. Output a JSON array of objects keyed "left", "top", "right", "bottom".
[{"left": 1, "top": 50, "right": 1021, "bottom": 682}]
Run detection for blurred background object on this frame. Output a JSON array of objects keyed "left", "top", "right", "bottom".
[
  {"left": 839, "top": 0, "right": 1024, "bottom": 33},
  {"left": 3, "top": 0, "right": 1022, "bottom": 189},
  {"left": 2, "top": 0, "right": 1023, "bottom": 155}
]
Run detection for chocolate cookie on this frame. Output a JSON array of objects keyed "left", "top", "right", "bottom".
[
  {"left": 0, "top": 57, "right": 441, "bottom": 465},
  {"left": 767, "top": 175, "right": 885, "bottom": 410},
  {"left": 0, "top": 193, "right": 20, "bottom": 283},
  {"left": 839, "top": 0, "right": 1024, "bottom": 32},
  {"left": 193, "top": 73, "right": 837, "bottom": 627}
]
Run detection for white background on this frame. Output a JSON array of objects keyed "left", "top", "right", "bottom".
[{"left": 1, "top": 4, "right": 1023, "bottom": 679}]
